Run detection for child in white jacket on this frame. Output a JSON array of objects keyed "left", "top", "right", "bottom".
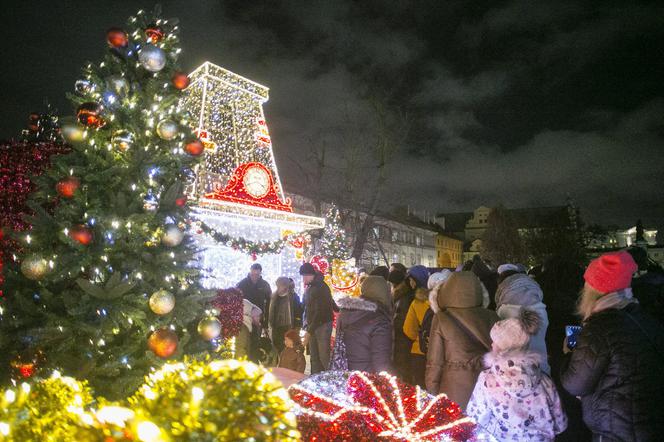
[{"left": 467, "top": 309, "right": 567, "bottom": 441}]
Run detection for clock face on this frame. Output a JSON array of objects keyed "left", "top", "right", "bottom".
[{"left": 243, "top": 165, "right": 270, "bottom": 198}]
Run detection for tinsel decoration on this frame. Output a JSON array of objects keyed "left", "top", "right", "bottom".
[
  {"left": 127, "top": 359, "right": 300, "bottom": 441},
  {"left": 0, "top": 372, "right": 94, "bottom": 441},
  {"left": 208, "top": 288, "right": 243, "bottom": 339},
  {"left": 289, "top": 371, "right": 488, "bottom": 441}
]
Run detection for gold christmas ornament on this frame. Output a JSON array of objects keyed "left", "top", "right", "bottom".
[
  {"left": 149, "top": 290, "right": 175, "bottom": 315},
  {"left": 60, "top": 117, "right": 84, "bottom": 142},
  {"left": 21, "top": 254, "right": 50, "bottom": 280},
  {"left": 197, "top": 316, "right": 222, "bottom": 340},
  {"left": 162, "top": 225, "right": 184, "bottom": 247},
  {"left": 156, "top": 119, "right": 178, "bottom": 140}
]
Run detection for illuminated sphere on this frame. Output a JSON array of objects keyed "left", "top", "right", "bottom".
[
  {"left": 138, "top": 44, "right": 166, "bottom": 72},
  {"left": 175, "top": 196, "right": 187, "bottom": 207},
  {"left": 162, "top": 225, "right": 184, "bottom": 247},
  {"left": 149, "top": 289, "right": 175, "bottom": 315},
  {"left": 197, "top": 316, "right": 222, "bottom": 340},
  {"left": 106, "top": 27, "right": 128, "bottom": 48},
  {"left": 74, "top": 79, "right": 93, "bottom": 95},
  {"left": 107, "top": 75, "right": 130, "bottom": 96},
  {"left": 172, "top": 72, "right": 190, "bottom": 90},
  {"left": 69, "top": 224, "right": 93, "bottom": 246},
  {"left": 77, "top": 102, "right": 105, "bottom": 128},
  {"left": 185, "top": 139, "right": 204, "bottom": 156},
  {"left": 21, "top": 254, "right": 50, "bottom": 280},
  {"left": 55, "top": 176, "right": 80, "bottom": 198},
  {"left": 60, "top": 118, "right": 84, "bottom": 142},
  {"left": 145, "top": 24, "right": 164, "bottom": 43},
  {"left": 148, "top": 328, "right": 178, "bottom": 358},
  {"left": 112, "top": 129, "right": 134, "bottom": 151},
  {"left": 156, "top": 119, "right": 178, "bottom": 140}
]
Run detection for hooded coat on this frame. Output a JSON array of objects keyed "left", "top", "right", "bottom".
[
  {"left": 336, "top": 295, "right": 393, "bottom": 373},
  {"left": 467, "top": 350, "right": 567, "bottom": 441},
  {"left": 425, "top": 272, "right": 498, "bottom": 409},
  {"left": 403, "top": 288, "right": 430, "bottom": 355},
  {"left": 495, "top": 274, "right": 551, "bottom": 374}
]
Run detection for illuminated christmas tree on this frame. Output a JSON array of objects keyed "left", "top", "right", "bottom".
[
  {"left": 320, "top": 204, "right": 350, "bottom": 261},
  {"left": 0, "top": 8, "right": 219, "bottom": 398}
]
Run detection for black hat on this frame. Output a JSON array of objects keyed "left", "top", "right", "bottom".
[
  {"left": 299, "top": 262, "right": 317, "bottom": 276},
  {"left": 387, "top": 269, "right": 406, "bottom": 285},
  {"left": 250, "top": 263, "right": 262, "bottom": 271}
]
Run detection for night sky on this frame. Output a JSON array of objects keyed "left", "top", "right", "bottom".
[{"left": 2, "top": 1, "right": 663, "bottom": 229}]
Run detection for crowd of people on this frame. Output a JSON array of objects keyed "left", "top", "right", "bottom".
[{"left": 234, "top": 248, "right": 664, "bottom": 441}]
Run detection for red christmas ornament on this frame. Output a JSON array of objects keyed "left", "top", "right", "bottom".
[
  {"left": 106, "top": 27, "right": 128, "bottom": 48},
  {"left": 310, "top": 255, "right": 330, "bottom": 275},
  {"left": 185, "top": 139, "right": 204, "bottom": 156},
  {"left": 175, "top": 196, "right": 187, "bottom": 207},
  {"left": 77, "top": 102, "right": 105, "bottom": 128},
  {"left": 171, "top": 72, "right": 190, "bottom": 90},
  {"left": 148, "top": 328, "right": 178, "bottom": 358},
  {"left": 145, "top": 24, "right": 164, "bottom": 43},
  {"left": 28, "top": 113, "right": 40, "bottom": 132},
  {"left": 69, "top": 224, "right": 93, "bottom": 246},
  {"left": 55, "top": 176, "right": 80, "bottom": 198}
]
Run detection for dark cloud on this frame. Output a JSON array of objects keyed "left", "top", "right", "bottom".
[{"left": 1, "top": 0, "right": 662, "bottom": 228}]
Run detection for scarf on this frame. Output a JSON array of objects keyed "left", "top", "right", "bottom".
[{"left": 592, "top": 288, "right": 637, "bottom": 315}]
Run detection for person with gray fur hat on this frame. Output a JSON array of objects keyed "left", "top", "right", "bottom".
[{"left": 335, "top": 276, "right": 394, "bottom": 373}]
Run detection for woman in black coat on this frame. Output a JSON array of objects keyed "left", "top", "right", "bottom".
[
  {"left": 561, "top": 251, "right": 664, "bottom": 441},
  {"left": 336, "top": 276, "right": 393, "bottom": 373}
]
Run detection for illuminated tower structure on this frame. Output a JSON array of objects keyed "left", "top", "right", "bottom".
[{"left": 184, "top": 62, "right": 324, "bottom": 288}]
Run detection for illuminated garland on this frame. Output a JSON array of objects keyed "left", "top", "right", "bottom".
[
  {"left": 289, "top": 371, "right": 485, "bottom": 441},
  {"left": 193, "top": 219, "right": 313, "bottom": 257}
]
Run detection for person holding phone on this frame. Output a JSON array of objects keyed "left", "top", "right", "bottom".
[{"left": 560, "top": 251, "right": 664, "bottom": 441}]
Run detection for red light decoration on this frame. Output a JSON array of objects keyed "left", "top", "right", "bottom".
[
  {"left": 208, "top": 288, "right": 243, "bottom": 339},
  {"left": 309, "top": 255, "right": 330, "bottom": 275},
  {"left": 175, "top": 196, "right": 187, "bottom": 207},
  {"left": 69, "top": 224, "right": 93, "bottom": 246},
  {"left": 106, "top": 28, "right": 128, "bottom": 48},
  {"left": 55, "top": 176, "right": 80, "bottom": 198},
  {"left": 172, "top": 72, "right": 190, "bottom": 90},
  {"left": 204, "top": 162, "right": 293, "bottom": 212},
  {"left": 289, "top": 371, "right": 477, "bottom": 441}
]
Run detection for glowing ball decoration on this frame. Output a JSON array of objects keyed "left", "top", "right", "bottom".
[
  {"left": 74, "top": 79, "right": 93, "bottom": 95},
  {"left": 69, "top": 225, "right": 93, "bottom": 246},
  {"left": 171, "top": 72, "right": 189, "bottom": 90},
  {"left": 147, "top": 328, "right": 178, "bottom": 358},
  {"left": 197, "top": 316, "right": 222, "bottom": 340},
  {"left": 156, "top": 119, "right": 178, "bottom": 140},
  {"left": 106, "top": 27, "right": 128, "bottom": 48},
  {"left": 77, "top": 102, "right": 105, "bottom": 128},
  {"left": 184, "top": 139, "right": 204, "bottom": 156},
  {"left": 56, "top": 176, "right": 80, "bottom": 198},
  {"left": 128, "top": 359, "right": 300, "bottom": 441},
  {"left": 0, "top": 374, "right": 94, "bottom": 442},
  {"left": 138, "top": 44, "right": 166, "bottom": 72},
  {"left": 21, "top": 254, "right": 50, "bottom": 280},
  {"left": 149, "top": 289, "right": 175, "bottom": 315},
  {"left": 161, "top": 225, "right": 184, "bottom": 247}
]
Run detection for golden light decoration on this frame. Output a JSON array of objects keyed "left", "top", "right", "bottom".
[
  {"left": 326, "top": 258, "right": 360, "bottom": 296},
  {"left": 148, "top": 290, "right": 175, "bottom": 315},
  {"left": 128, "top": 358, "right": 299, "bottom": 441},
  {"left": 0, "top": 372, "right": 93, "bottom": 441}
]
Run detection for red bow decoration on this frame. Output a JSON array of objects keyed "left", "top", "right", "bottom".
[{"left": 290, "top": 371, "right": 478, "bottom": 441}]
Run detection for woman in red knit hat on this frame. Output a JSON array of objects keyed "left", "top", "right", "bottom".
[{"left": 560, "top": 251, "right": 664, "bottom": 441}]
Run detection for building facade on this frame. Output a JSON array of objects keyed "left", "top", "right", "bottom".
[{"left": 436, "top": 233, "right": 463, "bottom": 269}]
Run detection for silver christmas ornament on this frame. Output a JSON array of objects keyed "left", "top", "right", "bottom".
[
  {"left": 149, "top": 289, "right": 175, "bottom": 315},
  {"left": 107, "top": 76, "right": 130, "bottom": 96},
  {"left": 162, "top": 225, "right": 184, "bottom": 247},
  {"left": 138, "top": 44, "right": 166, "bottom": 72},
  {"left": 111, "top": 130, "right": 134, "bottom": 151},
  {"left": 156, "top": 119, "right": 178, "bottom": 140}
]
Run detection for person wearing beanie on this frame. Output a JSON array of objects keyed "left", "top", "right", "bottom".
[
  {"left": 369, "top": 265, "right": 390, "bottom": 280},
  {"left": 495, "top": 273, "right": 551, "bottom": 374},
  {"left": 278, "top": 329, "right": 306, "bottom": 373},
  {"left": 333, "top": 276, "right": 393, "bottom": 373},
  {"left": 561, "top": 251, "right": 664, "bottom": 441},
  {"left": 425, "top": 271, "right": 498, "bottom": 409},
  {"left": 401, "top": 266, "right": 439, "bottom": 387},
  {"left": 467, "top": 310, "right": 567, "bottom": 441},
  {"left": 299, "top": 262, "right": 337, "bottom": 374}
]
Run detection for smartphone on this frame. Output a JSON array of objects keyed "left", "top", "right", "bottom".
[{"left": 565, "top": 325, "right": 582, "bottom": 349}]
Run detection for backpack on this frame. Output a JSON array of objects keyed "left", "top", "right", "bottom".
[{"left": 419, "top": 308, "right": 434, "bottom": 354}]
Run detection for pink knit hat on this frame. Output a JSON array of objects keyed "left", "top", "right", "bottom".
[{"left": 584, "top": 251, "right": 637, "bottom": 294}]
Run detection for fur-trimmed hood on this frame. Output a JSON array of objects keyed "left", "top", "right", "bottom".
[
  {"left": 337, "top": 295, "right": 378, "bottom": 312},
  {"left": 482, "top": 350, "right": 544, "bottom": 397}
]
